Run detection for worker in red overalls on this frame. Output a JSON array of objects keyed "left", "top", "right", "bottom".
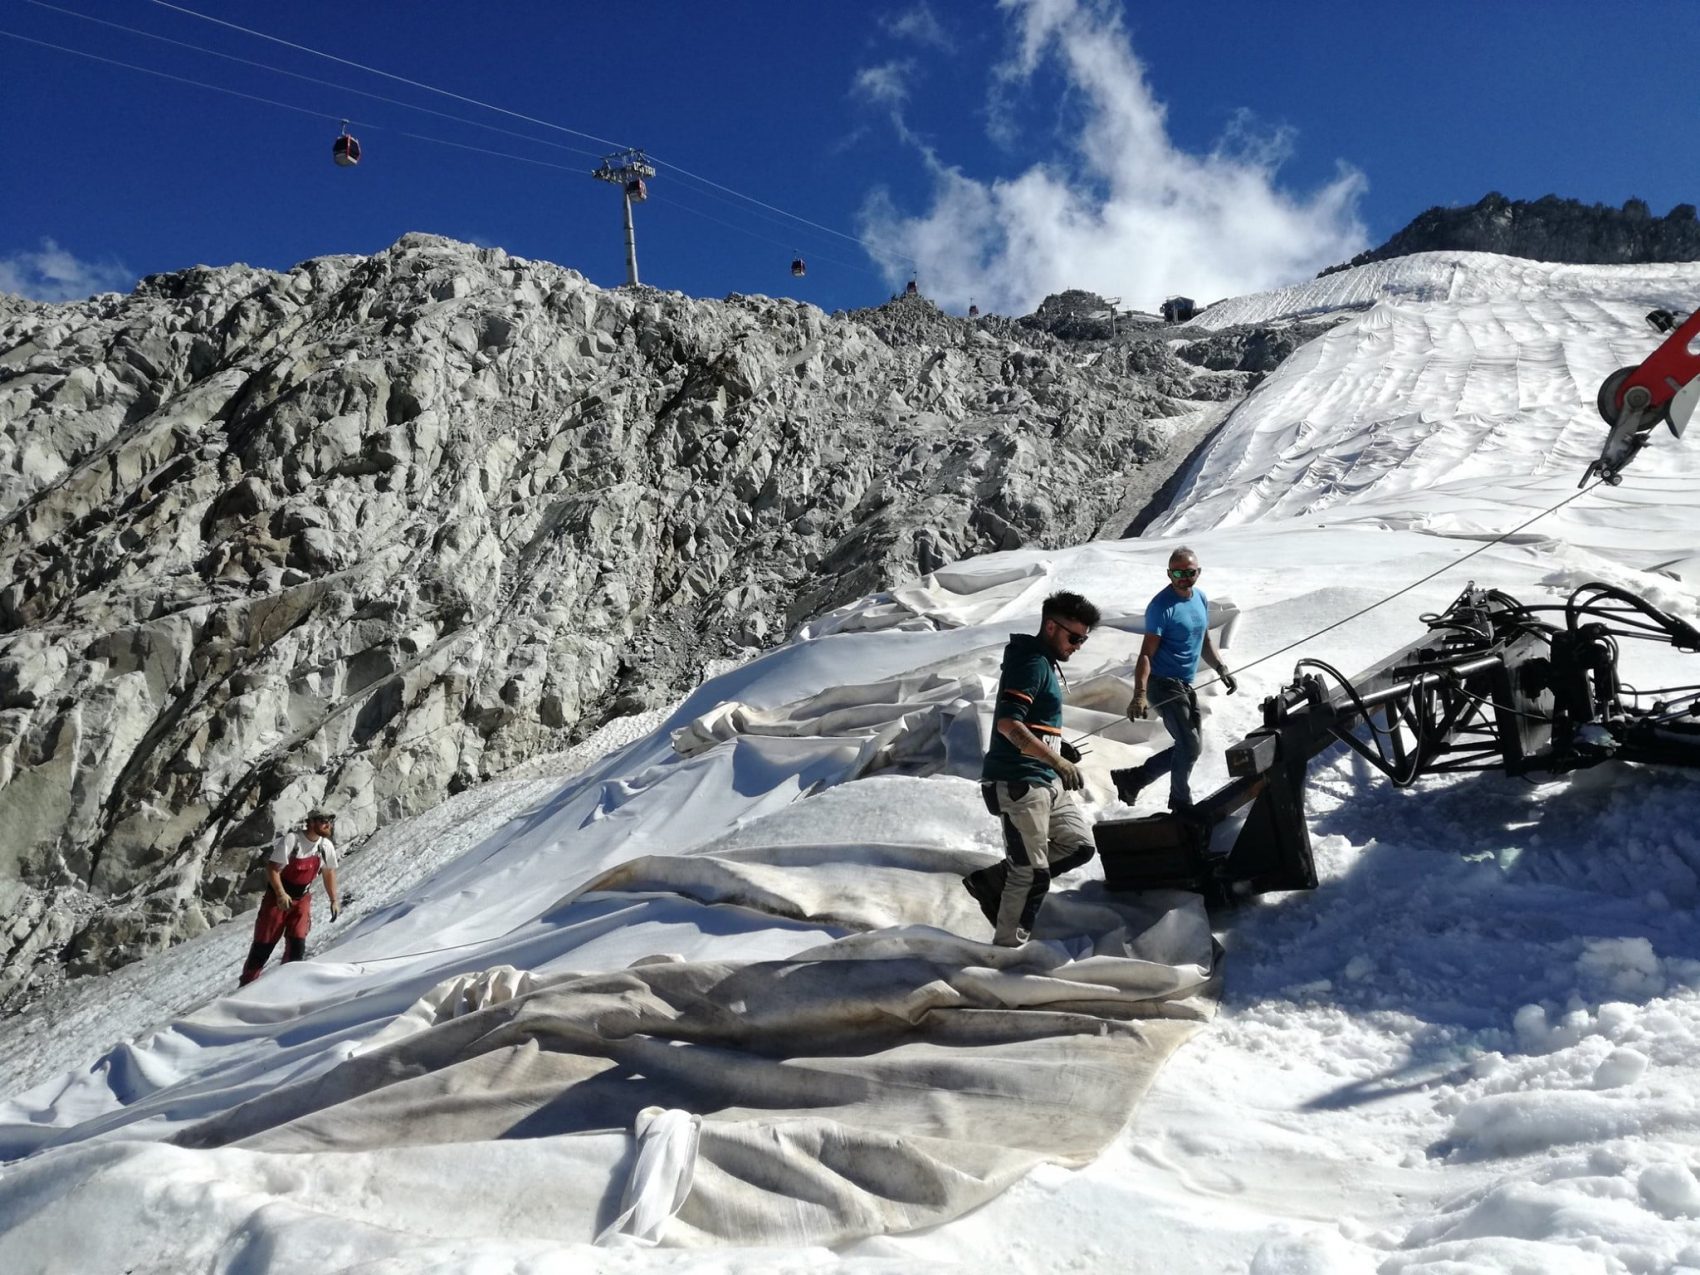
[{"left": 239, "top": 810, "right": 342, "bottom": 986}]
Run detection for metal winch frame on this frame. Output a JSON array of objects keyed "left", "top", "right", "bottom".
[{"left": 1095, "top": 582, "right": 1700, "bottom": 901}]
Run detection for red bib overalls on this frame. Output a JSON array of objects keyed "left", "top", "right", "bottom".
[{"left": 239, "top": 851, "right": 321, "bottom": 986}]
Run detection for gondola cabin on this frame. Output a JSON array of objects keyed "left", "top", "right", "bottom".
[
  {"left": 332, "top": 130, "right": 361, "bottom": 167},
  {"left": 905, "top": 278, "right": 918, "bottom": 296},
  {"left": 791, "top": 258, "right": 806, "bottom": 277},
  {"left": 625, "top": 178, "right": 648, "bottom": 202},
  {"left": 968, "top": 304, "right": 980, "bottom": 318}
]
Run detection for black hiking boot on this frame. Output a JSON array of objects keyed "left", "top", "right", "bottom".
[{"left": 961, "top": 872, "right": 1000, "bottom": 927}]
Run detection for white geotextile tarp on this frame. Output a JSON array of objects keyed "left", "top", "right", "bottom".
[
  {"left": 671, "top": 667, "right": 995, "bottom": 774},
  {"left": 0, "top": 552, "right": 1231, "bottom": 1260},
  {"left": 681, "top": 565, "right": 1241, "bottom": 799},
  {"left": 0, "top": 876, "right": 1213, "bottom": 1262},
  {"left": 164, "top": 858, "right": 1216, "bottom": 1249},
  {"left": 800, "top": 556, "right": 1241, "bottom": 648}
]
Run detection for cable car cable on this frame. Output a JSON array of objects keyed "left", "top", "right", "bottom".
[
  {"left": 148, "top": 0, "right": 918, "bottom": 267},
  {"left": 638, "top": 165, "right": 899, "bottom": 266},
  {"left": 385, "top": 129, "right": 590, "bottom": 175},
  {"left": 14, "top": 13, "right": 920, "bottom": 289},
  {"left": 648, "top": 196, "right": 886, "bottom": 281},
  {"left": 23, "top": 0, "right": 608, "bottom": 163},
  {"left": 0, "top": 28, "right": 370, "bottom": 128},
  {"left": 0, "top": 28, "right": 592, "bottom": 176},
  {"left": 149, "top": 0, "right": 632, "bottom": 152},
  {"left": 4, "top": 21, "right": 891, "bottom": 283},
  {"left": 647, "top": 154, "right": 918, "bottom": 267}
]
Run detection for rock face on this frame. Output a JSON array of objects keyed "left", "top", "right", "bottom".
[
  {"left": 1322, "top": 193, "right": 1700, "bottom": 275},
  {"left": 0, "top": 235, "right": 1281, "bottom": 1002},
  {"left": 1015, "top": 289, "right": 1159, "bottom": 342}
]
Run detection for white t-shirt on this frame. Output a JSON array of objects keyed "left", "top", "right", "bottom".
[{"left": 267, "top": 829, "right": 340, "bottom": 871}]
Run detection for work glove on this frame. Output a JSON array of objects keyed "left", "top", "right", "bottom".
[
  {"left": 1219, "top": 669, "right": 1238, "bottom": 695},
  {"left": 1051, "top": 756, "right": 1085, "bottom": 791},
  {"left": 330, "top": 903, "right": 342, "bottom": 922},
  {"left": 1060, "top": 739, "right": 1085, "bottom": 764},
  {"left": 1129, "top": 693, "right": 1149, "bottom": 721},
  {"left": 273, "top": 892, "right": 291, "bottom": 911}
]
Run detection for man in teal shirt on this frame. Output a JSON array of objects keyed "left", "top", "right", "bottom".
[
  {"left": 1111, "top": 548, "right": 1236, "bottom": 811},
  {"left": 964, "top": 590, "right": 1101, "bottom": 946}
]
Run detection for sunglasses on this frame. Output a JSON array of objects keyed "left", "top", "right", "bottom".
[
  {"left": 1168, "top": 568, "right": 1201, "bottom": 580},
  {"left": 1054, "top": 621, "right": 1090, "bottom": 646}
]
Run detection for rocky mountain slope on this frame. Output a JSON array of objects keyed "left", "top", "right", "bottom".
[
  {"left": 1322, "top": 192, "right": 1700, "bottom": 275},
  {"left": 0, "top": 234, "right": 1298, "bottom": 1003}
]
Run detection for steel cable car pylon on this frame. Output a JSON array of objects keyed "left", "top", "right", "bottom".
[{"left": 592, "top": 148, "right": 655, "bottom": 287}]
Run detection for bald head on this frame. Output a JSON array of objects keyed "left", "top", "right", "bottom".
[{"left": 1166, "top": 548, "right": 1201, "bottom": 593}]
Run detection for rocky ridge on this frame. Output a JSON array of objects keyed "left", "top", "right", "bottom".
[
  {"left": 1323, "top": 192, "right": 1700, "bottom": 275},
  {"left": 0, "top": 236, "right": 1292, "bottom": 1003}
]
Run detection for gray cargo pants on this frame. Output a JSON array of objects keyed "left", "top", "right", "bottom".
[{"left": 969, "top": 778, "right": 1095, "bottom": 945}]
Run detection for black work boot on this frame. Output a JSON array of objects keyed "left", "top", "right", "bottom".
[{"left": 1110, "top": 767, "right": 1147, "bottom": 806}]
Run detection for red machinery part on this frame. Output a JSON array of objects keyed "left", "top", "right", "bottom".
[{"left": 1614, "top": 309, "right": 1700, "bottom": 415}]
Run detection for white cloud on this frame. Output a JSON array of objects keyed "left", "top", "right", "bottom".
[
  {"left": 852, "top": 59, "right": 935, "bottom": 156},
  {"left": 882, "top": 3, "right": 952, "bottom": 51},
  {"left": 853, "top": 60, "right": 915, "bottom": 111},
  {"left": 0, "top": 239, "right": 133, "bottom": 302},
  {"left": 857, "top": 0, "right": 1369, "bottom": 316}
]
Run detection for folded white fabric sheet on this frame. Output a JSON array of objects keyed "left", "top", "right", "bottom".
[{"left": 164, "top": 846, "right": 1216, "bottom": 1248}]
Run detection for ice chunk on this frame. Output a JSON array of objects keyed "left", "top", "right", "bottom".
[
  {"left": 1639, "top": 1162, "right": 1700, "bottom": 1219},
  {"left": 1592, "top": 1047, "right": 1649, "bottom": 1090}
]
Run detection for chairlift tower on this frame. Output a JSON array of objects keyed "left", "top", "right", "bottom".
[{"left": 592, "top": 148, "right": 655, "bottom": 287}]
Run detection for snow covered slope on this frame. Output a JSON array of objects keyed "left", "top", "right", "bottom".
[
  {"left": 5, "top": 252, "right": 1700, "bottom": 1273},
  {"left": 1190, "top": 249, "right": 1700, "bottom": 332},
  {"left": 1162, "top": 254, "right": 1700, "bottom": 584}
]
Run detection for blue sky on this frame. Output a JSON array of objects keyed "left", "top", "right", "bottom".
[{"left": 3, "top": 0, "right": 1696, "bottom": 316}]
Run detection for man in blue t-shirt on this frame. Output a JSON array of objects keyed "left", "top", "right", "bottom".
[{"left": 1110, "top": 548, "right": 1237, "bottom": 810}]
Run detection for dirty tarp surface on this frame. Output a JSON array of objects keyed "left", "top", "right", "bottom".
[{"left": 173, "top": 842, "right": 1218, "bottom": 1248}]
